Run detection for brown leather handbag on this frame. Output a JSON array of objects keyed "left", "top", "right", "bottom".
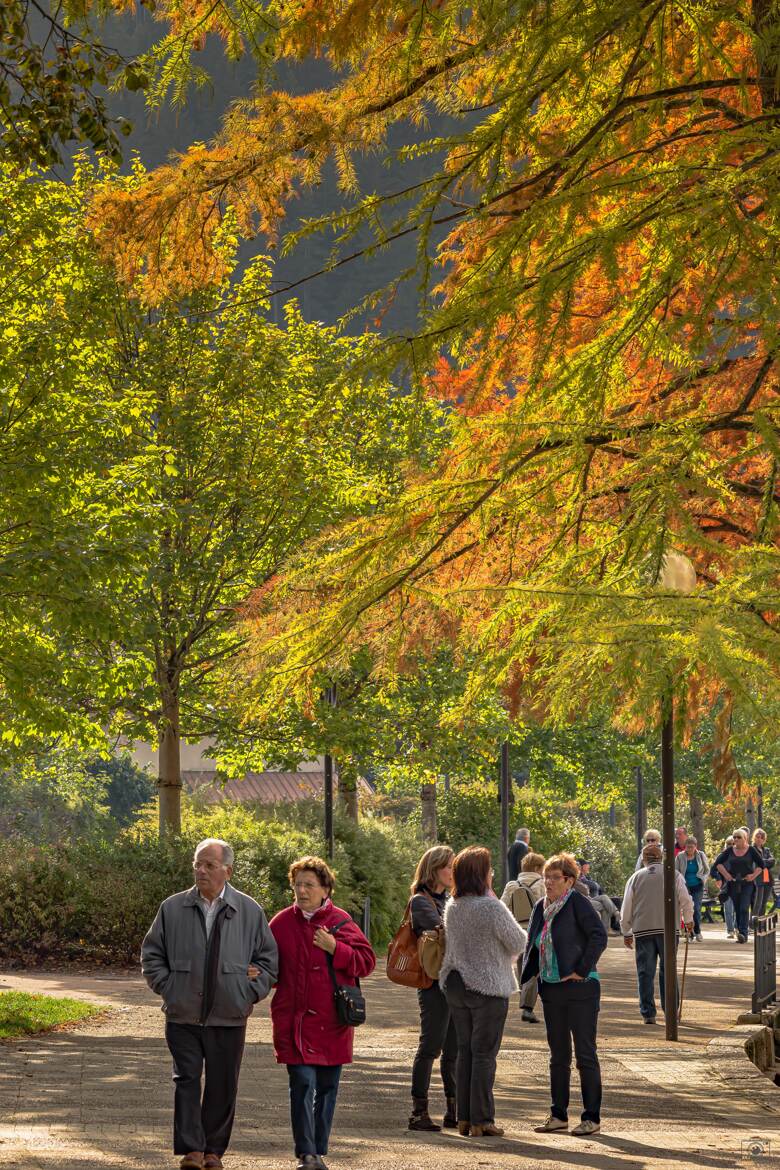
[{"left": 386, "top": 901, "right": 433, "bottom": 988}]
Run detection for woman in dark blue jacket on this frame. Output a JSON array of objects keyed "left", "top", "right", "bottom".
[{"left": 520, "top": 853, "right": 607, "bottom": 1138}]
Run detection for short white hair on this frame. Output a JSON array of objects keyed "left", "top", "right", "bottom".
[
  {"left": 516, "top": 827, "right": 530, "bottom": 841},
  {"left": 194, "top": 837, "right": 234, "bottom": 867}
]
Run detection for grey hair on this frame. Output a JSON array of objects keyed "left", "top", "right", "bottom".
[
  {"left": 643, "top": 828, "right": 661, "bottom": 842},
  {"left": 194, "top": 837, "right": 234, "bottom": 867},
  {"left": 516, "top": 827, "right": 530, "bottom": 841}
]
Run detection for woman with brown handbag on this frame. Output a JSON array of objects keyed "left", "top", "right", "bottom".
[{"left": 407, "top": 845, "right": 456, "bottom": 1132}]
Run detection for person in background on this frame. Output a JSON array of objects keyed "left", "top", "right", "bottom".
[
  {"left": 408, "top": 845, "right": 457, "bottom": 1133},
  {"left": 523, "top": 854, "right": 607, "bottom": 1138},
  {"left": 269, "top": 856, "right": 376, "bottom": 1170},
  {"left": 621, "top": 843, "right": 694, "bottom": 1024},
  {"left": 675, "top": 837, "right": 709, "bottom": 942},
  {"left": 751, "top": 829, "right": 775, "bottom": 918},
  {"left": 634, "top": 829, "right": 662, "bottom": 870},
  {"left": 576, "top": 860, "right": 621, "bottom": 934},
  {"left": 713, "top": 830, "right": 763, "bottom": 943},
  {"left": 507, "top": 828, "right": 531, "bottom": 882},
  {"left": 501, "top": 851, "right": 546, "bottom": 1023},
  {"left": 712, "top": 835, "right": 737, "bottom": 937},
  {"left": 673, "top": 827, "right": 688, "bottom": 857},
  {"left": 141, "top": 838, "right": 279, "bottom": 1170},
  {"left": 440, "top": 846, "right": 525, "bottom": 1137}
]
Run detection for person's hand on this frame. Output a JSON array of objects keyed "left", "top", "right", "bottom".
[
  {"left": 623, "top": 935, "right": 634, "bottom": 949},
  {"left": 745, "top": 874, "right": 755, "bottom": 882},
  {"left": 247, "top": 965, "right": 260, "bottom": 979},
  {"left": 561, "top": 972, "right": 585, "bottom": 981},
  {"left": 313, "top": 927, "right": 337, "bottom": 954}
]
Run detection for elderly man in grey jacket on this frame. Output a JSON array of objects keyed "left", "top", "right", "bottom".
[
  {"left": 620, "top": 843, "right": 693, "bottom": 1025},
  {"left": 142, "top": 837, "right": 278, "bottom": 1170}
]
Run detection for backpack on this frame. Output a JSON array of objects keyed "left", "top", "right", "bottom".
[
  {"left": 418, "top": 926, "right": 445, "bottom": 980},
  {"left": 510, "top": 881, "right": 538, "bottom": 926},
  {"left": 386, "top": 901, "right": 433, "bottom": 988}
]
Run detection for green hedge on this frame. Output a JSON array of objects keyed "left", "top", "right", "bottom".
[{"left": 0, "top": 799, "right": 423, "bottom": 965}]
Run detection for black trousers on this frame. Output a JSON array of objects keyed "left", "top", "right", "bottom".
[
  {"left": 411, "top": 982, "right": 458, "bottom": 1100},
  {"left": 165, "top": 1021, "right": 246, "bottom": 1156},
  {"left": 444, "top": 970, "right": 508, "bottom": 1126},
  {"left": 539, "top": 979, "right": 601, "bottom": 1123}
]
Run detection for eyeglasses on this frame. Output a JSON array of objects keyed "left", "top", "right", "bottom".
[
  {"left": 193, "top": 860, "right": 225, "bottom": 872},
  {"left": 293, "top": 881, "right": 323, "bottom": 892}
]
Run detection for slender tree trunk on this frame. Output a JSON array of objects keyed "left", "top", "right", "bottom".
[
  {"left": 158, "top": 682, "right": 182, "bottom": 838},
  {"left": 421, "top": 782, "right": 438, "bottom": 842},
  {"left": 338, "top": 760, "right": 359, "bottom": 822},
  {"left": 745, "top": 793, "right": 756, "bottom": 836},
  {"left": 689, "top": 792, "right": 704, "bottom": 847}
]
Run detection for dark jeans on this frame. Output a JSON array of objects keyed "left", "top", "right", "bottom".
[
  {"left": 287, "top": 1063, "right": 342, "bottom": 1157},
  {"left": 165, "top": 1022, "right": 246, "bottom": 1156},
  {"left": 539, "top": 979, "right": 601, "bottom": 1123},
  {"left": 634, "top": 933, "right": 678, "bottom": 1020},
  {"left": 688, "top": 884, "right": 704, "bottom": 934},
  {"left": 444, "top": 970, "right": 508, "bottom": 1126},
  {"left": 411, "top": 982, "right": 457, "bottom": 1100},
  {"left": 728, "top": 882, "right": 754, "bottom": 938}
]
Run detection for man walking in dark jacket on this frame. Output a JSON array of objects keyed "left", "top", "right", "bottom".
[
  {"left": 507, "top": 828, "right": 531, "bottom": 881},
  {"left": 142, "top": 837, "right": 278, "bottom": 1170}
]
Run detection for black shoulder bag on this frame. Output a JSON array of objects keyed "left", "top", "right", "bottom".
[{"left": 326, "top": 919, "right": 367, "bottom": 1027}]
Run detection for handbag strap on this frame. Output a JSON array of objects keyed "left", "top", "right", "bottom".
[{"left": 325, "top": 918, "right": 361, "bottom": 992}]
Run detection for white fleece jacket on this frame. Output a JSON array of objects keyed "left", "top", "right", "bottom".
[{"left": 439, "top": 894, "right": 526, "bottom": 998}]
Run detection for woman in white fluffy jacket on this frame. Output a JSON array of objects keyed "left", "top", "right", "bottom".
[{"left": 439, "top": 846, "right": 526, "bottom": 1137}]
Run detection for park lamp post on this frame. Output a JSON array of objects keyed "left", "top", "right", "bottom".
[{"left": 656, "top": 550, "right": 697, "bottom": 1042}]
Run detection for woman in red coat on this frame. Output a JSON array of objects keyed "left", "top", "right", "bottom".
[{"left": 269, "top": 855, "right": 376, "bottom": 1170}]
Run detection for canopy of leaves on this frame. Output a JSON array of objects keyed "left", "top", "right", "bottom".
[
  {"left": 91, "top": 0, "right": 780, "bottom": 736},
  {"left": 0, "top": 1, "right": 134, "bottom": 165}
]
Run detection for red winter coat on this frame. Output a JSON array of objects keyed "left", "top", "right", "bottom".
[{"left": 269, "top": 901, "right": 376, "bottom": 1066}]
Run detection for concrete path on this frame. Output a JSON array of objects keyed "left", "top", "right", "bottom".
[{"left": 0, "top": 923, "right": 777, "bottom": 1170}]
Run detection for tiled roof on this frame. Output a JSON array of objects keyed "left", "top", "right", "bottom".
[{"left": 182, "top": 770, "right": 371, "bottom": 805}]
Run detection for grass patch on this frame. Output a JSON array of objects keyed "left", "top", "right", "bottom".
[{"left": 0, "top": 990, "right": 104, "bottom": 1038}]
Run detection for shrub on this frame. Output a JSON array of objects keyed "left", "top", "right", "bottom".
[{"left": 0, "top": 797, "right": 423, "bottom": 965}]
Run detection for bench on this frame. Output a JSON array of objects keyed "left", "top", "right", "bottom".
[{"left": 701, "top": 896, "right": 724, "bottom": 923}]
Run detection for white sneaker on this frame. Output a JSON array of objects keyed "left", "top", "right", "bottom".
[
  {"left": 726, "top": 931, "right": 735, "bottom": 938},
  {"left": 571, "top": 1120, "right": 601, "bottom": 1137},
  {"left": 534, "top": 1115, "right": 568, "bottom": 1132}
]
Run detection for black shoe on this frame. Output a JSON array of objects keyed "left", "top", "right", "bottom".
[
  {"left": 643, "top": 1017, "right": 657, "bottom": 1025},
  {"left": 736, "top": 932, "right": 747, "bottom": 944},
  {"left": 409, "top": 1098, "right": 441, "bottom": 1132}
]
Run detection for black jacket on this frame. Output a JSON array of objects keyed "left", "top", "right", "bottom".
[
  {"left": 520, "top": 889, "right": 607, "bottom": 983},
  {"left": 410, "top": 886, "right": 447, "bottom": 936},
  {"left": 507, "top": 840, "right": 529, "bottom": 882}
]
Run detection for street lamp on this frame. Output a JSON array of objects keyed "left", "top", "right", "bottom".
[{"left": 656, "top": 550, "right": 696, "bottom": 1042}]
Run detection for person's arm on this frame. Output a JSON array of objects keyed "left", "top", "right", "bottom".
[
  {"left": 499, "top": 882, "right": 516, "bottom": 909},
  {"left": 620, "top": 875, "right": 634, "bottom": 939},
  {"left": 247, "top": 909, "right": 279, "bottom": 1002},
  {"left": 326, "top": 918, "right": 377, "bottom": 978},
  {"left": 410, "top": 894, "right": 443, "bottom": 935},
  {"left": 571, "top": 893, "right": 608, "bottom": 977},
  {"left": 493, "top": 897, "right": 527, "bottom": 955},
  {"left": 715, "top": 849, "right": 733, "bottom": 882},
  {"left": 746, "top": 847, "right": 763, "bottom": 882},
  {"left": 141, "top": 904, "right": 171, "bottom": 996}
]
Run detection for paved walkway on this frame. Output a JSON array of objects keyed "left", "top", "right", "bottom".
[{"left": 0, "top": 923, "right": 777, "bottom": 1170}]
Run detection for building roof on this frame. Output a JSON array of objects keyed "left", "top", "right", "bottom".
[{"left": 182, "top": 770, "right": 371, "bottom": 805}]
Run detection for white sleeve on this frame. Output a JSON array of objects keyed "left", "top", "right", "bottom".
[
  {"left": 620, "top": 875, "right": 635, "bottom": 935},
  {"left": 675, "top": 872, "right": 694, "bottom": 924}
]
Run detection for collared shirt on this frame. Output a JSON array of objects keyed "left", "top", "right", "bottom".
[
  {"left": 301, "top": 897, "right": 332, "bottom": 921},
  {"left": 198, "top": 885, "right": 226, "bottom": 939}
]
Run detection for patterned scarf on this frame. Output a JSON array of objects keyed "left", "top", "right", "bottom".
[{"left": 539, "top": 888, "right": 574, "bottom": 983}]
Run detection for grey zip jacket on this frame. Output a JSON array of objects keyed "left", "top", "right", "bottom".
[{"left": 141, "top": 882, "right": 278, "bottom": 1026}]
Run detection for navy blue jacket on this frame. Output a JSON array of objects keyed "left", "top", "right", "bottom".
[{"left": 520, "top": 889, "right": 608, "bottom": 983}]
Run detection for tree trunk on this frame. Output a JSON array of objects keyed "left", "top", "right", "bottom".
[
  {"left": 157, "top": 684, "right": 182, "bottom": 838},
  {"left": 745, "top": 793, "right": 756, "bottom": 836},
  {"left": 421, "top": 782, "right": 438, "bottom": 842},
  {"left": 337, "top": 760, "right": 359, "bottom": 822},
  {"left": 689, "top": 792, "right": 704, "bottom": 848}
]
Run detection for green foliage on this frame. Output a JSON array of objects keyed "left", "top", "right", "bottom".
[
  {"left": 0, "top": 750, "right": 112, "bottom": 843},
  {"left": 0, "top": 798, "right": 422, "bottom": 964},
  {"left": 0, "top": 991, "right": 103, "bottom": 1038},
  {"left": 85, "top": 754, "right": 156, "bottom": 826}
]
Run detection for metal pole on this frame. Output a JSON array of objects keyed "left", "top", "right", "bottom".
[
  {"left": 662, "top": 699, "right": 678, "bottom": 1041},
  {"left": 635, "top": 766, "right": 645, "bottom": 856},
  {"left": 500, "top": 741, "right": 510, "bottom": 890},
  {"left": 323, "top": 684, "right": 336, "bottom": 861},
  {"left": 757, "top": 783, "right": 763, "bottom": 829}
]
